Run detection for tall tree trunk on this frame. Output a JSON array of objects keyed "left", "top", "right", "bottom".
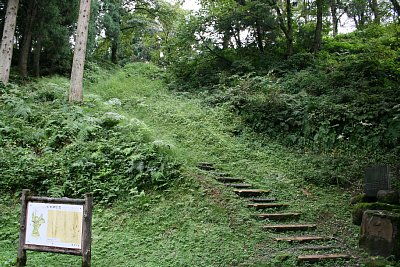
[
  {"left": 330, "top": 0, "right": 339, "bottom": 36},
  {"left": 0, "top": 0, "right": 20, "bottom": 84},
  {"left": 18, "top": 0, "right": 37, "bottom": 78},
  {"left": 312, "top": 0, "right": 323, "bottom": 54},
  {"left": 286, "top": 0, "right": 293, "bottom": 56},
  {"left": 303, "top": 0, "right": 309, "bottom": 23},
  {"left": 273, "top": 0, "right": 293, "bottom": 56},
  {"left": 33, "top": 35, "right": 41, "bottom": 77},
  {"left": 111, "top": 40, "right": 118, "bottom": 63},
  {"left": 389, "top": 0, "right": 400, "bottom": 16},
  {"left": 368, "top": 0, "right": 380, "bottom": 23},
  {"left": 255, "top": 20, "right": 264, "bottom": 53},
  {"left": 353, "top": 15, "right": 359, "bottom": 28},
  {"left": 69, "top": 0, "right": 91, "bottom": 103},
  {"left": 234, "top": 26, "right": 242, "bottom": 49},
  {"left": 222, "top": 31, "right": 230, "bottom": 49}
]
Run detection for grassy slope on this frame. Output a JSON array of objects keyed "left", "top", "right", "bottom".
[{"left": 1, "top": 64, "right": 363, "bottom": 266}]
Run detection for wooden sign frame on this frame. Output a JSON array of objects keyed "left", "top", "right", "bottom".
[{"left": 16, "top": 189, "right": 93, "bottom": 267}]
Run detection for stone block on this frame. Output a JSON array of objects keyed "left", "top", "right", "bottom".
[
  {"left": 359, "top": 210, "right": 400, "bottom": 259},
  {"left": 377, "top": 190, "right": 399, "bottom": 204}
]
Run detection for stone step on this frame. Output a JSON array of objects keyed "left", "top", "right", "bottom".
[
  {"left": 197, "top": 162, "right": 216, "bottom": 171},
  {"left": 248, "top": 203, "right": 289, "bottom": 210},
  {"left": 216, "top": 177, "right": 244, "bottom": 183},
  {"left": 274, "top": 236, "right": 329, "bottom": 243},
  {"left": 234, "top": 189, "right": 271, "bottom": 197},
  {"left": 298, "top": 245, "right": 341, "bottom": 251},
  {"left": 248, "top": 197, "right": 277, "bottom": 203},
  {"left": 263, "top": 224, "right": 317, "bottom": 231},
  {"left": 209, "top": 172, "right": 230, "bottom": 177},
  {"left": 225, "top": 183, "right": 252, "bottom": 189},
  {"left": 297, "top": 254, "right": 352, "bottom": 262},
  {"left": 255, "top": 213, "right": 301, "bottom": 220}
]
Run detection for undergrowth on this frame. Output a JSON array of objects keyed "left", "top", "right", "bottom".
[
  {"left": 0, "top": 62, "right": 391, "bottom": 266},
  {"left": 0, "top": 71, "right": 181, "bottom": 203}
]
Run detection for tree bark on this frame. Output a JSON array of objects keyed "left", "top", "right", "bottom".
[
  {"left": 286, "top": 0, "right": 293, "bottom": 56},
  {"left": 69, "top": 0, "right": 91, "bottom": 103},
  {"left": 111, "top": 40, "right": 118, "bottom": 63},
  {"left": 0, "top": 0, "right": 20, "bottom": 84},
  {"left": 18, "top": 0, "right": 37, "bottom": 78},
  {"left": 33, "top": 34, "right": 41, "bottom": 77},
  {"left": 368, "top": 0, "right": 380, "bottom": 24},
  {"left": 255, "top": 20, "right": 264, "bottom": 53},
  {"left": 312, "top": 0, "right": 323, "bottom": 54},
  {"left": 389, "top": 0, "right": 400, "bottom": 17},
  {"left": 273, "top": 0, "right": 293, "bottom": 56},
  {"left": 330, "top": 0, "right": 339, "bottom": 36}
]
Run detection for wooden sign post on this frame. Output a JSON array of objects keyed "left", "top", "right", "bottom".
[{"left": 16, "top": 189, "right": 93, "bottom": 267}]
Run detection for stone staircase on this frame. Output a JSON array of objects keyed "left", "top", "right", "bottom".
[{"left": 197, "top": 162, "right": 354, "bottom": 264}]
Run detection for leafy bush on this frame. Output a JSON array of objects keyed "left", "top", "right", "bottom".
[{"left": 0, "top": 76, "right": 181, "bottom": 203}]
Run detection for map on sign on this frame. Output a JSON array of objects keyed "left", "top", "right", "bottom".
[{"left": 25, "top": 202, "right": 83, "bottom": 249}]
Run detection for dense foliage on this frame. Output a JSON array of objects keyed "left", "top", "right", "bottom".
[
  {"left": 166, "top": 18, "right": 400, "bottom": 186},
  {"left": 0, "top": 66, "right": 181, "bottom": 203}
]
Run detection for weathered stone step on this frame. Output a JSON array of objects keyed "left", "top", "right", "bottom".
[
  {"left": 263, "top": 224, "right": 317, "bottom": 231},
  {"left": 197, "top": 162, "right": 216, "bottom": 171},
  {"left": 248, "top": 197, "right": 277, "bottom": 203},
  {"left": 209, "top": 172, "right": 230, "bottom": 177},
  {"left": 298, "top": 245, "right": 340, "bottom": 251},
  {"left": 297, "top": 254, "right": 352, "bottom": 262},
  {"left": 274, "top": 236, "right": 328, "bottom": 243},
  {"left": 216, "top": 177, "right": 244, "bottom": 183},
  {"left": 248, "top": 203, "right": 289, "bottom": 210},
  {"left": 255, "top": 213, "right": 301, "bottom": 220},
  {"left": 234, "top": 189, "right": 271, "bottom": 197},
  {"left": 225, "top": 183, "right": 252, "bottom": 189}
]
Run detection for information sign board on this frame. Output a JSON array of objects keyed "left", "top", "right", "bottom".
[
  {"left": 25, "top": 202, "right": 83, "bottom": 249},
  {"left": 17, "top": 190, "right": 92, "bottom": 267}
]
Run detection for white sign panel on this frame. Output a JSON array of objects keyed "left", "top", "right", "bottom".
[{"left": 25, "top": 202, "right": 84, "bottom": 249}]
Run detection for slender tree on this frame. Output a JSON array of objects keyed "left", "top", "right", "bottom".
[
  {"left": 0, "top": 0, "right": 19, "bottom": 84},
  {"left": 272, "top": 0, "right": 293, "bottom": 56},
  {"left": 329, "top": 0, "right": 339, "bottom": 36},
  {"left": 390, "top": 0, "right": 400, "bottom": 17},
  {"left": 368, "top": 0, "right": 380, "bottom": 23},
  {"left": 18, "top": 0, "right": 37, "bottom": 78},
  {"left": 69, "top": 0, "right": 91, "bottom": 103},
  {"left": 312, "top": 0, "right": 323, "bottom": 54}
]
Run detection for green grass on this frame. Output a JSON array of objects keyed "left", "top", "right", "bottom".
[{"left": 0, "top": 63, "right": 382, "bottom": 266}]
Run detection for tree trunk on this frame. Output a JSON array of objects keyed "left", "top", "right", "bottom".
[
  {"left": 273, "top": 0, "right": 293, "bottom": 56},
  {"left": 330, "top": 0, "right": 339, "bottom": 36},
  {"left": 312, "top": 0, "right": 323, "bottom": 54},
  {"left": 389, "top": 0, "right": 400, "bottom": 16},
  {"left": 286, "top": 0, "right": 293, "bottom": 56},
  {"left": 222, "top": 31, "right": 230, "bottom": 49},
  {"left": 33, "top": 35, "right": 41, "bottom": 77},
  {"left": 0, "top": 0, "right": 20, "bottom": 84},
  {"left": 255, "top": 20, "right": 264, "bottom": 53},
  {"left": 234, "top": 26, "right": 242, "bottom": 49},
  {"left": 368, "top": 0, "right": 380, "bottom": 24},
  {"left": 18, "top": 0, "right": 37, "bottom": 78},
  {"left": 69, "top": 0, "right": 91, "bottom": 103},
  {"left": 111, "top": 40, "right": 118, "bottom": 63}
]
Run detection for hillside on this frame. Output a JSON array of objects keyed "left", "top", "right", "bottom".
[{"left": 0, "top": 63, "right": 372, "bottom": 266}]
